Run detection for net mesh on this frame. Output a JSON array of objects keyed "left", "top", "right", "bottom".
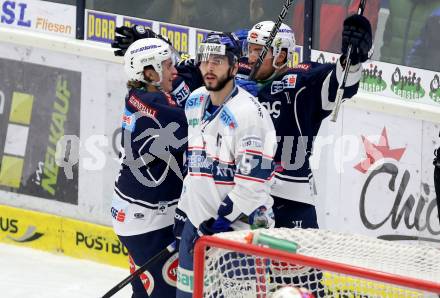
[{"left": 197, "top": 228, "right": 440, "bottom": 298}]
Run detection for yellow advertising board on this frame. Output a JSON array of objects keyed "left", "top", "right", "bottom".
[{"left": 0, "top": 205, "right": 127, "bottom": 268}]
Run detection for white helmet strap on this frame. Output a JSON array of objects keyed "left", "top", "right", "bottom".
[{"left": 272, "top": 49, "right": 288, "bottom": 69}]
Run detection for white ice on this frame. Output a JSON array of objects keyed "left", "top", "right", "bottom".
[{"left": 0, "top": 243, "right": 132, "bottom": 298}]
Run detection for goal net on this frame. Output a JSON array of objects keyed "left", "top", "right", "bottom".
[{"left": 193, "top": 228, "right": 440, "bottom": 298}]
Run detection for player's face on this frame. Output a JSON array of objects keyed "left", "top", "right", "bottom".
[
  {"left": 199, "top": 55, "right": 232, "bottom": 91},
  {"left": 247, "top": 43, "right": 275, "bottom": 80},
  {"left": 160, "top": 58, "right": 178, "bottom": 93}
]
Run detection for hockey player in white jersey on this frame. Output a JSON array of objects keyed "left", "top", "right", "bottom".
[{"left": 175, "top": 32, "right": 277, "bottom": 298}]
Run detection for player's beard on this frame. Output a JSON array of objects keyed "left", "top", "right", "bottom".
[{"left": 204, "top": 68, "right": 234, "bottom": 91}]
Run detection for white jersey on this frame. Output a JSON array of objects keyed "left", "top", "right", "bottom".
[{"left": 178, "top": 85, "right": 277, "bottom": 227}]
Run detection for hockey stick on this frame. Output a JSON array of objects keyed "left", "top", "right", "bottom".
[
  {"left": 434, "top": 139, "right": 440, "bottom": 225},
  {"left": 101, "top": 242, "right": 177, "bottom": 298},
  {"left": 248, "top": 0, "right": 294, "bottom": 80},
  {"left": 330, "top": 0, "right": 367, "bottom": 122}
]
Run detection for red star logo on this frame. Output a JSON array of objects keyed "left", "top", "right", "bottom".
[{"left": 354, "top": 127, "right": 406, "bottom": 173}]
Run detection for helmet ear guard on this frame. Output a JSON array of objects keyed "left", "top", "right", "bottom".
[{"left": 246, "top": 21, "right": 296, "bottom": 69}]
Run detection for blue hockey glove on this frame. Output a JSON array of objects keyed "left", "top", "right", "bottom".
[
  {"left": 235, "top": 77, "right": 259, "bottom": 96},
  {"left": 342, "top": 15, "right": 372, "bottom": 65},
  {"left": 223, "top": 29, "right": 248, "bottom": 53},
  {"left": 198, "top": 195, "right": 243, "bottom": 236},
  {"left": 231, "top": 29, "right": 249, "bottom": 50},
  {"left": 173, "top": 207, "right": 187, "bottom": 248},
  {"left": 198, "top": 217, "right": 233, "bottom": 236},
  {"left": 232, "top": 29, "right": 249, "bottom": 42}
]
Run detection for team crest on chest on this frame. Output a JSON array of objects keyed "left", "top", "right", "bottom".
[{"left": 271, "top": 74, "right": 298, "bottom": 94}]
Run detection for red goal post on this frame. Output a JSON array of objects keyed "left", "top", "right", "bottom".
[{"left": 193, "top": 229, "right": 440, "bottom": 298}]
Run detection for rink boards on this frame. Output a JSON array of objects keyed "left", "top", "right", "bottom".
[
  {"left": 0, "top": 10, "right": 439, "bottom": 274},
  {"left": 0, "top": 204, "right": 128, "bottom": 268}
]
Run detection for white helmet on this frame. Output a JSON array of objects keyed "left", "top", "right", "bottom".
[
  {"left": 271, "top": 286, "right": 314, "bottom": 298},
  {"left": 247, "top": 21, "right": 296, "bottom": 69},
  {"left": 124, "top": 38, "right": 176, "bottom": 85}
]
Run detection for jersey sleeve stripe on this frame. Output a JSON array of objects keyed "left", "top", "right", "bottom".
[
  {"left": 235, "top": 174, "right": 267, "bottom": 183},
  {"left": 189, "top": 173, "right": 213, "bottom": 178},
  {"left": 238, "top": 149, "right": 274, "bottom": 159}
]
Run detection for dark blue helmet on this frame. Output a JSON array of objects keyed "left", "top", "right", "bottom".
[{"left": 197, "top": 32, "right": 242, "bottom": 65}]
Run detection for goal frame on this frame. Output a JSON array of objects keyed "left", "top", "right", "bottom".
[{"left": 193, "top": 235, "right": 440, "bottom": 298}]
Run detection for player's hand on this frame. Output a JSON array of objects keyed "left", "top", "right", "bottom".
[
  {"left": 231, "top": 28, "right": 249, "bottom": 50},
  {"left": 248, "top": 206, "right": 275, "bottom": 229},
  {"left": 198, "top": 217, "right": 232, "bottom": 236},
  {"left": 111, "top": 25, "right": 149, "bottom": 56},
  {"left": 232, "top": 29, "right": 248, "bottom": 42},
  {"left": 235, "top": 77, "right": 259, "bottom": 96},
  {"left": 177, "top": 56, "right": 195, "bottom": 68},
  {"left": 341, "top": 14, "right": 372, "bottom": 64},
  {"left": 111, "top": 25, "right": 172, "bottom": 56},
  {"left": 173, "top": 207, "right": 187, "bottom": 248}
]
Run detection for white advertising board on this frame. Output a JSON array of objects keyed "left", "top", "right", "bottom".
[
  {"left": 313, "top": 50, "right": 440, "bottom": 107},
  {"left": 314, "top": 106, "right": 440, "bottom": 247},
  {"left": 0, "top": 0, "right": 76, "bottom": 38}
]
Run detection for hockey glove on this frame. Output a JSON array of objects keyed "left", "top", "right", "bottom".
[
  {"left": 231, "top": 29, "right": 249, "bottom": 50},
  {"left": 232, "top": 29, "right": 249, "bottom": 42},
  {"left": 341, "top": 14, "right": 372, "bottom": 65},
  {"left": 248, "top": 206, "right": 275, "bottom": 229},
  {"left": 173, "top": 207, "right": 187, "bottom": 248},
  {"left": 198, "top": 217, "right": 233, "bottom": 236},
  {"left": 235, "top": 77, "right": 259, "bottom": 96},
  {"left": 198, "top": 195, "right": 243, "bottom": 235},
  {"left": 111, "top": 25, "right": 172, "bottom": 56}
]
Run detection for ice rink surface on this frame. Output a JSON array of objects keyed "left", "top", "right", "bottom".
[{"left": 0, "top": 243, "right": 132, "bottom": 298}]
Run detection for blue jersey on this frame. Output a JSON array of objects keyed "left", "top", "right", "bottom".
[
  {"left": 171, "top": 59, "right": 204, "bottom": 107},
  {"left": 239, "top": 59, "right": 362, "bottom": 205},
  {"left": 112, "top": 60, "right": 204, "bottom": 235},
  {"left": 115, "top": 88, "right": 187, "bottom": 206}
]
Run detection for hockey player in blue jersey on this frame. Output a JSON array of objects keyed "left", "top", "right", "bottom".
[
  {"left": 111, "top": 37, "right": 189, "bottom": 298},
  {"left": 235, "top": 15, "right": 372, "bottom": 230}
]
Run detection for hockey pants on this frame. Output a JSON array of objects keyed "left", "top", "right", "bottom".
[{"left": 118, "top": 225, "right": 176, "bottom": 298}]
